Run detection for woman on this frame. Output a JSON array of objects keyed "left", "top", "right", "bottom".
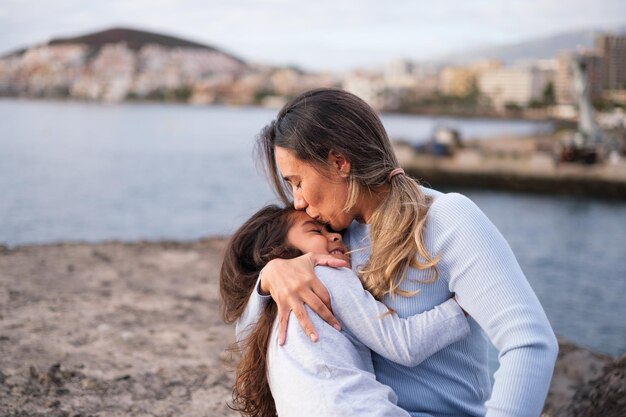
[
  {"left": 221, "top": 205, "right": 469, "bottom": 417},
  {"left": 238, "top": 88, "right": 558, "bottom": 417}
]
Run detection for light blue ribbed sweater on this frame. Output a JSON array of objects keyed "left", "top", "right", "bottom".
[
  {"left": 239, "top": 187, "right": 558, "bottom": 417},
  {"left": 347, "top": 188, "right": 558, "bottom": 417}
]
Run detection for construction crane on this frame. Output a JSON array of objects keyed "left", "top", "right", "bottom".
[{"left": 557, "top": 55, "right": 613, "bottom": 164}]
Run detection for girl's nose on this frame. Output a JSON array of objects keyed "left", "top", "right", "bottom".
[{"left": 327, "top": 232, "right": 341, "bottom": 242}]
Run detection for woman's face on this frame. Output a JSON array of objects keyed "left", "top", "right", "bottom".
[
  {"left": 275, "top": 146, "right": 355, "bottom": 231},
  {"left": 286, "top": 211, "right": 350, "bottom": 265}
]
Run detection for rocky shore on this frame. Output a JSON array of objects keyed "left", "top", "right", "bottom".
[{"left": 0, "top": 240, "right": 624, "bottom": 417}]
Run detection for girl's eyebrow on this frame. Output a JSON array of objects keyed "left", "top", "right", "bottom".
[{"left": 301, "top": 220, "right": 323, "bottom": 228}]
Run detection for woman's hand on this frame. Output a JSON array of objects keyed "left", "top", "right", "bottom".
[{"left": 260, "top": 253, "right": 347, "bottom": 345}]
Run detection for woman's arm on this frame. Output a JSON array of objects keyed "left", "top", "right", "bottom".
[
  {"left": 235, "top": 253, "right": 345, "bottom": 344},
  {"left": 430, "top": 193, "right": 559, "bottom": 417},
  {"left": 315, "top": 266, "right": 470, "bottom": 367}
]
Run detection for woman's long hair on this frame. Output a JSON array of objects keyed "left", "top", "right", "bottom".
[
  {"left": 256, "top": 88, "right": 438, "bottom": 301},
  {"left": 219, "top": 205, "right": 301, "bottom": 417}
]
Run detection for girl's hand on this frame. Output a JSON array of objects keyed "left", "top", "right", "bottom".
[{"left": 260, "top": 253, "right": 347, "bottom": 345}]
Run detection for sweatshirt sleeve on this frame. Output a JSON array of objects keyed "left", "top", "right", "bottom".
[
  {"left": 429, "top": 193, "right": 559, "bottom": 417},
  {"left": 314, "top": 266, "right": 470, "bottom": 367},
  {"left": 235, "top": 273, "right": 272, "bottom": 342}
]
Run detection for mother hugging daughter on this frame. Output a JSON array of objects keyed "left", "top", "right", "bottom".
[{"left": 220, "top": 88, "right": 558, "bottom": 417}]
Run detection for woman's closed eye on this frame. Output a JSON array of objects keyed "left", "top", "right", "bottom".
[{"left": 288, "top": 182, "right": 301, "bottom": 193}]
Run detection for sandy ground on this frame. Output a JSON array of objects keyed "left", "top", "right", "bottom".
[
  {"left": 0, "top": 239, "right": 238, "bottom": 417},
  {"left": 1, "top": 239, "right": 622, "bottom": 417}
]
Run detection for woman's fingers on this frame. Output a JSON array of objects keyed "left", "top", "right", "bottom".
[
  {"left": 277, "top": 306, "right": 291, "bottom": 346},
  {"left": 293, "top": 304, "right": 319, "bottom": 343},
  {"left": 311, "top": 253, "right": 348, "bottom": 268},
  {"left": 276, "top": 282, "right": 338, "bottom": 345},
  {"left": 309, "top": 280, "right": 341, "bottom": 331},
  {"left": 277, "top": 303, "right": 318, "bottom": 345},
  {"left": 268, "top": 253, "right": 346, "bottom": 345}
]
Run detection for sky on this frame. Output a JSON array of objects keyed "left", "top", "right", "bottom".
[{"left": 1, "top": 0, "right": 625, "bottom": 71}]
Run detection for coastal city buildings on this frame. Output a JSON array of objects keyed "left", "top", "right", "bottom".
[
  {"left": 596, "top": 34, "right": 626, "bottom": 104},
  {"left": 478, "top": 65, "right": 553, "bottom": 109},
  {"left": 555, "top": 51, "right": 605, "bottom": 106},
  {"left": 439, "top": 60, "right": 501, "bottom": 98},
  {"left": 0, "top": 29, "right": 624, "bottom": 114},
  {"left": 343, "top": 71, "right": 388, "bottom": 110},
  {"left": 439, "top": 66, "right": 476, "bottom": 97},
  {"left": 385, "top": 59, "right": 419, "bottom": 89},
  {"left": 597, "top": 35, "right": 626, "bottom": 92}
]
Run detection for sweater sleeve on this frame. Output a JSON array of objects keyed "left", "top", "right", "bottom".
[
  {"left": 235, "top": 274, "right": 271, "bottom": 342},
  {"left": 429, "top": 193, "right": 558, "bottom": 417},
  {"left": 314, "top": 266, "right": 470, "bottom": 367}
]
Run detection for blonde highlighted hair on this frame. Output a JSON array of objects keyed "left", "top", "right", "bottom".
[{"left": 256, "top": 88, "right": 438, "bottom": 300}]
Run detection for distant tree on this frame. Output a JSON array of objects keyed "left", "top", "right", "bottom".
[
  {"left": 504, "top": 102, "right": 523, "bottom": 115},
  {"left": 542, "top": 82, "right": 556, "bottom": 106},
  {"left": 463, "top": 79, "right": 480, "bottom": 104},
  {"left": 253, "top": 87, "right": 276, "bottom": 104},
  {"left": 146, "top": 89, "right": 166, "bottom": 101},
  {"left": 172, "top": 86, "right": 192, "bottom": 102}
]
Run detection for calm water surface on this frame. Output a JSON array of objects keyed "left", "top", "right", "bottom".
[{"left": 1, "top": 99, "right": 624, "bottom": 357}]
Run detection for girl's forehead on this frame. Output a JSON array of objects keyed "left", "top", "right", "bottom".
[
  {"left": 290, "top": 211, "right": 335, "bottom": 233},
  {"left": 292, "top": 210, "right": 320, "bottom": 226}
]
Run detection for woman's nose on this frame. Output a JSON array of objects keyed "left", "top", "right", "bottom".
[{"left": 293, "top": 192, "right": 307, "bottom": 210}]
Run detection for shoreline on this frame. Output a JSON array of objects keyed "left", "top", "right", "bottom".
[
  {"left": 1, "top": 240, "right": 623, "bottom": 416},
  {"left": 0, "top": 96, "right": 570, "bottom": 125}
]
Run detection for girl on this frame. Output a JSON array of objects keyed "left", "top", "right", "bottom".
[{"left": 220, "top": 205, "right": 469, "bottom": 417}]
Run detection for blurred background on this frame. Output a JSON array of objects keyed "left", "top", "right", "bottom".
[{"left": 1, "top": 0, "right": 625, "bottom": 376}]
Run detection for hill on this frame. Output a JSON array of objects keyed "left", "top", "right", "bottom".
[
  {"left": 433, "top": 25, "right": 626, "bottom": 65},
  {"left": 7, "top": 27, "right": 246, "bottom": 64}
]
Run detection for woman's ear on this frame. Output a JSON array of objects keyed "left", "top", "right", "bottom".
[{"left": 327, "top": 150, "right": 351, "bottom": 177}]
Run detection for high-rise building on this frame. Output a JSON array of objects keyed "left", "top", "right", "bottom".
[
  {"left": 385, "top": 59, "right": 417, "bottom": 88},
  {"left": 596, "top": 34, "right": 626, "bottom": 91},
  {"left": 555, "top": 52, "right": 573, "bottom": 104},
  {"left": 478, "top": 65, "right": 552, "bottom": 109},
  {"left": 555, "top": 51, "right": 604, "bottom": 105}
]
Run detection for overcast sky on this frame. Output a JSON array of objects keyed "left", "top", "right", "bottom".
[{"left": 1, "top": 0, "right": 625, "bottom": 71}]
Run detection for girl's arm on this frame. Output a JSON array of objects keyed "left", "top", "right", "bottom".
[
  {"left": 315, "top": 266, "right": 470, "bottom": 367},
  {"left": 430, "top": 193, "right": 558, "bottom": 417}
]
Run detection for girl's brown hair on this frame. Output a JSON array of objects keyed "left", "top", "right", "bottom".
[
  {"left": 219, "top": 205, "right": 301, "bottom": 417},
  {"left": 256, "top": 88, "right": 438, "bottom": 301}
]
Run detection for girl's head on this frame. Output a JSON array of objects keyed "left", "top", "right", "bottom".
[
  {"left": 220, "top": 204, "right": 348, "bottom": 324},
  {"left": 257, "top": 88, "right": 438, "bottom": 301}
]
